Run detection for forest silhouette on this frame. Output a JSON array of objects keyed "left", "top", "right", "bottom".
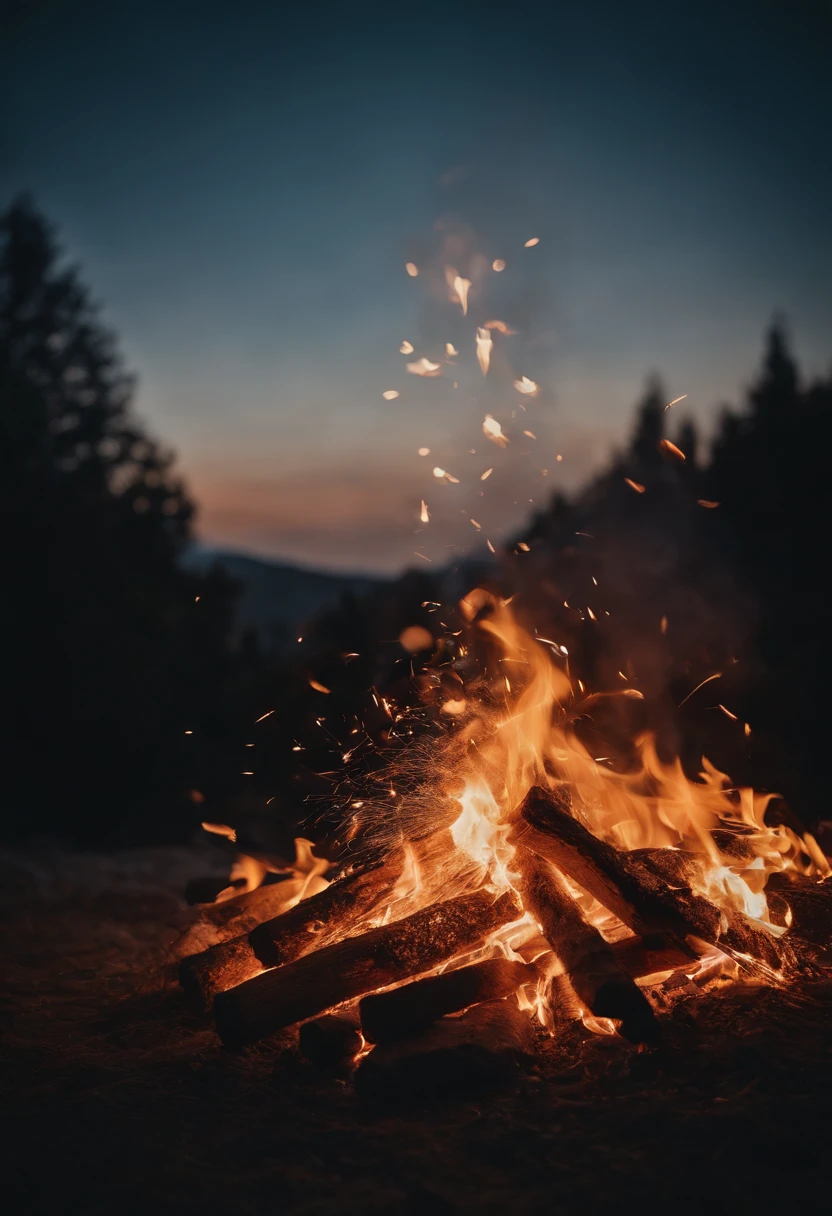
[{"left": 2, "top": 199, "right": 828, "bottom": 848}]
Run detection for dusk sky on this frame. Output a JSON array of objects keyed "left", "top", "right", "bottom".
[{"left": 4, "top": 0, "right": 830, "bottom": 573}]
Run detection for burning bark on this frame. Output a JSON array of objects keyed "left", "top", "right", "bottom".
[
  {"left": 516, "top": 785, "right": 791, "bottom": 973},
  {"left": 213, "top": 889, "right": 521, "bottom": 1047},
  {"left": 767, "top": 871, "right": 832, "bottom": 949},
  {"left": 512, "top": 842, "right": 659, "bottom": 1043},
  {"left": 610, "top": 935, "right": 694, "bottom": 978},
  {"left": 359, "top": 957, "right": 536, "bottom": 1044}
]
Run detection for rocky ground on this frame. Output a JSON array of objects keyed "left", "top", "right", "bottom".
[{"left": 1, "top": 846, "right": 829, "bottom": 1215}]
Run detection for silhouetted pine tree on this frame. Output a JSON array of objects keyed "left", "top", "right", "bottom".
[{"left": 0, "top": 197, "right": 236, "bottom": 845}]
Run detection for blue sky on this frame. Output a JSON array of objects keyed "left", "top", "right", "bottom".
[{"left": 3, "top": 0, "right": 830, "bottom": 571}]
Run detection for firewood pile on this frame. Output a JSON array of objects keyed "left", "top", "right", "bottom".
[{"left": 176, "top": 782, "right": 831, "bottom": 1096}]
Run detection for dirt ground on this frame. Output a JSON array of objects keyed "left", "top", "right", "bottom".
[{"left": 1, "top": 846, "right": 829, "bottom": 1215}]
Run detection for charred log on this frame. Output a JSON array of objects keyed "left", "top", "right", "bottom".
[
  {"left": 213, "top": 889, "right": 521, "bottom": 1047},
  {"left": 359, "top": 957, "right": 535, "bottom": 1044},
  {"left": 514, "top": 844, "right": 659, "bottom": 1043},
  {"left": 516, "top": 785, "right": 789, "bottom": 972},
  {"left": 298, "top": 1012, "right": 363, "bottom": 1069},
  {"left": 355, "top": 998, "right": 534, "bottom": 1102}
]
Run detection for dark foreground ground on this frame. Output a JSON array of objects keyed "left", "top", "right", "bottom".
[{"left": 1, "top": 846, "right": 830, "bottom": 1215}]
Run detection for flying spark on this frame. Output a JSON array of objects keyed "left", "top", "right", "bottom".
[
  {"left": 658, "top": 439, "right": 686, "bottom": 462},
  {"left": 514, "top": 376, "right": 538, "bottom": 395},
  {"left": 406, "top": 358, "right": 442, "bottom": 377},
  {"left": 483, "top": 415, "right": 508, "bottom": 446},
  {"left": 476, "top": 327, "right": 493, "bottom": 375}
]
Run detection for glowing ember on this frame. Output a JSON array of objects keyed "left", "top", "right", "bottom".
[
  {"left": 524, "top": 237, "right": 540, "bottom": 247},
  {"left": 446, "top": 268, "right": 472, "bottom": 315},
  {"left": 492, "top": 258, "right": 506, "bottom": 271},
  {"left": 625, "top": 478, "right": 645, "bottom": 493},
  {"left": 399, "top": 340, "right": 414, "bottom": 353},
  {"left": 382, "top": 389, "right": 399, "bottom": 400},
  {"left": 420, "top": 500, "right": 430, "bottom": 523},
  {"left": 406, "top": 357, "right": 442, "bottom": 377},
  {"left": 405, "top": 262, "right": 419, "bottom": 276},
  {"left": 476, "top": 327, "right": 493, "bottom": 375},
  {"left": 399, "top": 625, "right": 433, "bottom": 652},
  {"left": 483, "top": 414, "right": 509, "bottom": 446},
  {"left": 658, "top": 438, "right": 686, "bottom": 462},
  {"left": 514, "top": 376, "right": 538, "bottom": 395}
]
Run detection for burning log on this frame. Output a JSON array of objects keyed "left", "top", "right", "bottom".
[
  {"left": 767, "top": 872, "right": 832, "bottom": 948},
  {"left": 197, "top": 876, "right": 310, "bottom": 940},
  {"left": 213, "top": 889, "right": 521, "bottom": 1047},
  {"left": 355, "top": 998, "right": 534, "bottom": 1102},
  {"left": 179, "top": 851, "right": 404, "bottom": 1009},
  {"left": 611, "top": 934, "right": 694, "bottom": 978},
  {"left": 248, "top": 849, "right": 404, "bottom": 966},
  {"left": 516, "top": 786, "right": 790, "bottom": 972},
  {"left": 298, "top": 1012, "right": 363, "bottom": 1069},
  {"left": 359, "top": 957, "right": 536, "bottom": 1044},
  {"left": 514, "top": 844, "right": 659, "bottom": 1043}
]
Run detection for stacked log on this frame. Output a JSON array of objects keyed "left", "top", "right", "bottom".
[
  {"left": 172, "top": 778, "right": 818, "bottom": 1076},
  {"left": 179, "top": 850, "right": 404, "bottom": 1009},
  {"left": 214, "top": 889, "right": 521, "bottom": 1047}
]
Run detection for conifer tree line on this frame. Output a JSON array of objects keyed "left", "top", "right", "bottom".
[{"left": 2, "top": 198, "right": 828, "bottom": 845}]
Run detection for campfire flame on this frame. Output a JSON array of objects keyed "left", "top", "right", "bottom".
[{"left": 211, "top": 835, "right": 330, "bottom": 909}]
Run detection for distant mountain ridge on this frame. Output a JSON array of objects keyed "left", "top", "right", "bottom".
[{"left": 183, "top": 546, "right": 386, "bottom": 650}]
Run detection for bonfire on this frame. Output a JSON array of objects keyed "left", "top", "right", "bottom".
[{"left": 176, "top": 589, "right": 830, "bottom": 1091}]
